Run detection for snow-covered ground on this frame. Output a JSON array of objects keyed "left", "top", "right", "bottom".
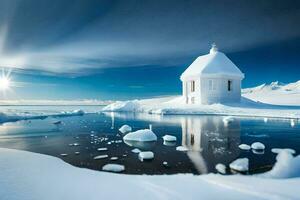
[
  {"left": 0, "top": 148, "right": 299, "bottom": 200},
  {"left": 102, "top": 81, "right": 300, "bottom": 119},
  {"left": 243, "top": 81, "right": 300, "bottom": 106}
]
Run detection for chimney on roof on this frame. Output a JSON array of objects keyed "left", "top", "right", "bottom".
[{"left": 210, "top": 43, "right": 218, "bottom": 54}]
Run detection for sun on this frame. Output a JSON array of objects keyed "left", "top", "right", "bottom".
[{"left": 0, "top": 76, "right": 10, "bottom": 91}]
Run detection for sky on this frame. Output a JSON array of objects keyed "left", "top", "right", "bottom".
[{"left": 0, "top": 0, "right": 299, "bottom": 101}]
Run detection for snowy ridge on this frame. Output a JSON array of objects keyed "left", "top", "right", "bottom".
[
  {"left": 0, "top": 148, "right": 299, "bottom": 200},
  {"left": 243, "top": 80, "right": 300, "bottom": 106},
  {"left": 0, "top": 109, "right": 86, "bottom": 124}
]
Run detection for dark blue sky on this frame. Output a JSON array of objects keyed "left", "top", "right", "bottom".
[{"left": 0, "top": 0, "right": 299, "bottom": 100}]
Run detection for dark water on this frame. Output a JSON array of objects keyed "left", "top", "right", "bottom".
[{"left": 0, "top": 109, "right": 299, "bottom": 175}]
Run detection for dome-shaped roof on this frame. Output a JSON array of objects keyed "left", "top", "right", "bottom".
[{"left": 180, "top": 48, "right": 244, "bottom": 81}]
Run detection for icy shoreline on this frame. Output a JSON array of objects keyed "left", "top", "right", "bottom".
[
  {"left": 102, "top": 96, "right": 300, "bottom": 119},
  {"left": 0, "top": 148, "right": 299, "bottom": 200}
]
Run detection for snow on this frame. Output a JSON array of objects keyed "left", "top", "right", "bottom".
[
  {"left": 242, "top": 81, "right": 300, "bottom": 106},
  {"left": 259, "top": 150, "right": 300, "bottom": 179},
  {"left": 271, "top": 148, "right": 296, "bottom": 155},
  {"left": 138, "top": 151, "right": 154, "bottom": 161},
  {"left": 131, "top": 148, "right": 141, "bottom": 153},
  {"left": 238, "top": 144, "right": 251, "bottom": 150},
  {"left": 102, "top": 164, "right": 125, "bottom": 173},
  {"left": 180, "top": 51, "right": 244, "bottom": 81},
  {"left": 176, "top": 146, "right": 189, "bottom": 152},
  {"left": 229, "top": 158, "right": 249, "bottom": 172},
  {"left": 97, "top": 148, "right": 108, "bottom": 151},
  {"left": 251, "top": 142, "right": 265, "bottom": 150},
  {"left": 1, "top": 148, "right": 300, "bottom": 200},
  {"left": 93, "top": 155, "right": 108, "bottom": 160},
  {"left": 123, "top": 129, "right": 157, "bottom": 142},
  {"left": 215, "top": 163, "right": 226, "bottom": 174},
  {"left": 102, "top": 100, "right": 140, "bottom": 112},
  {"left": 101, "top": 81, "right": 300, "bottom": 119},
  {"left": 119, "top": 125, "right": 132, "bottom": 134},
  {"left": 162, "top": 135, "right": 177, "bottom": 142}
]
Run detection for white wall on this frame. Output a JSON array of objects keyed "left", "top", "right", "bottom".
[{"left": 182, "top": 76, "right": 242, "bottom": 105}]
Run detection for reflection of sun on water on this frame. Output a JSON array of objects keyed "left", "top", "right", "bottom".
[{"left": 0, "top": 76, "right": 10, "bottom": 90}]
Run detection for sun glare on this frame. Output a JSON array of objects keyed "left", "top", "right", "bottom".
[{"left": 0, "top": 76, "right": 10, "bottom": 90}]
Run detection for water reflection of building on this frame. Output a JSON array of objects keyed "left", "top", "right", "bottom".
[{"left": 181, "top": 116, "right": 241, "bottom": 173}]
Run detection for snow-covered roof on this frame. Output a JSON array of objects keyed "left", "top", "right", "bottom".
[{"left": 180, "top": 46, "right": 244, "bottom": 81}]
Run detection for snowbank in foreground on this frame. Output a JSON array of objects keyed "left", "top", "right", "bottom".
[
  {"left": 0, "top": 148, "right": 299, "bottom": 200},
  {"left": 0, "top": 109, "right": 86, "bottom": 124}
]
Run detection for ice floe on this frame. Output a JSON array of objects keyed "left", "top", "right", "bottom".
[
  {"left": 251, "top": 142, "right": 265, "bottom": 150},
  {"left": 110, "top": 157, "right": 119, "bottom": 161},
  {"left": 119, "top": 125, "right": 132, "bottom": 134},
  {"left": 123, "top": 129, "right": 157, "bottom": 142},
  {"left": 97, "top": 148, "right": 108, "bottom": 151},
  {"left": 271, "top": 148, "right": 296, "bottom": 154},
  {"left": 229, "top": 158, "right": 249, "bottom": 172},
  {"left": 176, "top": 146, "right": 188, "bottom": 152},
  {"left": 138, "top": 151, "right": 154, "bottom": 161},
  {"left": 93, "top": 155, "right": 108, "bottom": 160},
  {"left": 215, "top": 163, "right": 226, "bottom": 174},
  {"left": 102, "top": 164, "right": 125, "bottom": 173},
  {"left": 238, "top": 144, "right": 251, "bottom": 150},
  {"left": 131, "top": 148, "right": 141, "bottom": 153},
  {"left": 162, "top": 135, "right": 177, "bottom": 142}
]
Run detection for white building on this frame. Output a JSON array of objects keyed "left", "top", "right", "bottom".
[{"left": 180, "top": 44, "right": 245, "bottom": 104}]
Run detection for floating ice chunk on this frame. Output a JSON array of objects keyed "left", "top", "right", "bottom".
[
  {"left": 102, "top": 164, "right": 125, "bottom": 173},
  {"left": 264, "top": 118, "right": 268, "bottom": 122},
  {"left": 73, "top": 143, "right": 80, "bottom": 146},
  {"left": 238, "top": 144, "right": 251, "bottom": 150},
  {"left": 115, "top": 140, "right": 122, "bottom": 143},
  {"left": 60, "top": 153, "right": 68, "bottom": 157},
  {"left": 110, "top": 157, "right": 118, "bottom": 161},
  {"left": 291, "top": 119, "right": 295, "bottom": 127},
  {"left": 223, "top": 116, "right": 234, "bottom": 125},
  {"left": 215, "top": 163, "right": 226, "bottom": 174},
  {"left": 131, "top": 148, "right": 141, "bottom": 153},
  {"left": 176, "top": 146, "right": 188, "bottom": 152},
  {"left": 138, "top": 151, "right": 154, "bottom": 161},
  {"left": 123, "top": 129, "right": 157, "bottom": 142},
  {"left": 251, "top": 142, "right": 265, "bottom": 150},
  {"left": 229, "top": 158, "right": 249, "bottom": 172},
  {"left": 163, "top": 141, "right": 176, "bottom": 146},
  {"left": 97, "top": 148, "right": 108, "bottom": 151},
  {"left": 271, "top": 148, "right": 296, "bottom": 154},
  {"left": 107, "top": 142, "right": 112, "bottom": 145},
  {"left": 163, "top": 161, "right": 170, "bottom": 168},
  {"left": 75, "top": 152, "right": 80, "bottom": 155},
  {"left": 93, "top": 155, "right": 108, "bottom": 160},
  {"left": 119, "top": 125, "right": 132, "bottom": 134},
  {"left": 72, "top": 109, "right": 85, "bottom": 115},
  {"left": 162, "top": 135, "right": 177, "bottom": 142}
]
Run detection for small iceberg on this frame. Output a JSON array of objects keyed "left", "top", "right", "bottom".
[
  {"left": 123, "top": 129, "right": 157, "bottom": 142},
  {"left": 251, "top": 142, "right": 265, "bottom": 150},
  {"left": 110, "top": 157, "right": 119, "bottom": 161},
  {"left": 138, "top": 151, "right": 154, "bottom": 161},
  {"left": 229, "top": 158, "right": 249, "bottom": 172},
  {"left": 291, "top": 119, "right": 296, "bottom": 127},
  {"left": 119, "top": 125, "right": 132, "bottom": 134},
  {"left": 102, "top": 164, "right": 125, "bottom": 173},
  {"left": 60, "top": 153, "right": 68, "bottom": 157},
  {"left": 162, "top": 135, "right": 177, "bottom": 142},
  {"left": 238, "top": 144, "right": 251, "bottom": 150},
  {"left": 75, "top": 152, "right": 80, "bottom": 155},
  {"left": 264, "top": 117, "right": 268, "bottom": 123},
  {"left": 97, "top": 148, "right": 108, "bottom": 151},
  {"left": 272, "top": 148, "right": 296, "bottom": 155},
  {"left": 163, "top": 141, "right": 177, "bottom": 146},
  {"left": 93, "top": 155, "right": 108, "bottom": 160},
  {"left": 215, "top": 163, "right": 226, "bottom": 174},
  {"left": 131, "top": 148, "right": 141, "bottom": 153},
  {"left": 176, "top": 146, "right": 188, "bottom": 152},
  {"left": 223, "top": 116, "right": 234, "bottom": 126}
]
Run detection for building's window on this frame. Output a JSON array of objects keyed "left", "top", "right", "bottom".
[
  {"left": 209, "top": 80, "right": 216, "bottom": 90},
  {"left": 191, "top": 97, "right": 195, "bottom": 104},
  {"left": 191, "top": 81, "right": 195, "bottom": 92},
  {"left": 228, "top": 80, "right": 232, "bottom": 91}
]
